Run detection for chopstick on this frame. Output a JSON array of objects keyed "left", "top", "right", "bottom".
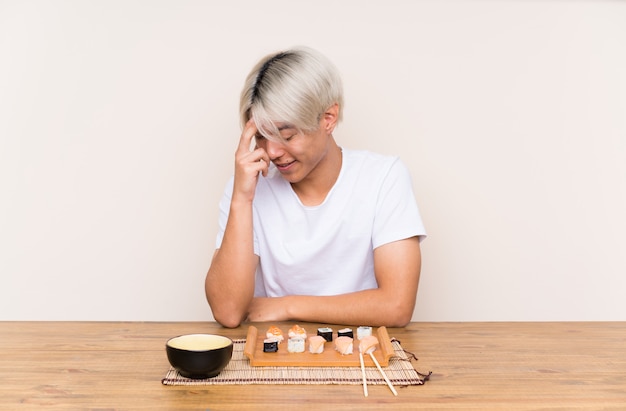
[
  {"left": 359, "top": 352, "right": 368, "bottom": 397},
  {"left": 368, "top": 352, "right": 398, "bottom": 396}
]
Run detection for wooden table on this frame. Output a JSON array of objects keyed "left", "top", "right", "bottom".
[{"left": 1, "top": 321, "right": 624, "bottom": 410}]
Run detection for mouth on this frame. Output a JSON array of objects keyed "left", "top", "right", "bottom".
[{"left": 274, "top": 160, "right": 296, "bottom": 172}]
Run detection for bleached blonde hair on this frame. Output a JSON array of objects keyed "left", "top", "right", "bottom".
[{"left": 239, "top": 47, "right": 343, "bottom": 140}]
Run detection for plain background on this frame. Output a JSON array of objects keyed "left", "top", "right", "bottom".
[{"left": 2, "top": 0, "right": 625, "bottom": 321}]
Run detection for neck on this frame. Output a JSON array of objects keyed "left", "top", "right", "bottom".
[{"left": 291, "top": 139, "right": 342, "bottom": 206}]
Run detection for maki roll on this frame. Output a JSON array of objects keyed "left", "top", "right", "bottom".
[
  {"left": 317, "top": 327, "right": 333, "bottom": 342},
  {"left": 287, "top": 337, "right": 305, "bottom": 353},
  {"left": 356, "top": 326, "right": 373, "bottom": 340},
  {"left": 337, "top": 327, "right": 353, "bottom": 338},
  {"left": 263, "top": 338, "right": 279, "bottom": 353}
]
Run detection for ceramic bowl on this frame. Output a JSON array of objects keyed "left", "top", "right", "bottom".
[{"left": 165, "top": 334, "right": 233, "bottom": 379}]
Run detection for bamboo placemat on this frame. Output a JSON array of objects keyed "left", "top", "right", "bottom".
[{"left": 162, "top": 338, "right": 430, "bottom": 386}]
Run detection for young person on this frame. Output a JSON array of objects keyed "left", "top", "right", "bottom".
[{"left": 205, "top": 47, "right": 426, "bottom": 328}]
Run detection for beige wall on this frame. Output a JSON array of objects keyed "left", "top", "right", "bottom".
[{"left": 2, "top": 0, "right": 625, "bottom": 321}]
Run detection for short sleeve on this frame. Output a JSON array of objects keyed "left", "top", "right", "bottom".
[{"left": 372, "top": 158, "right": 426, "bottom": 249}]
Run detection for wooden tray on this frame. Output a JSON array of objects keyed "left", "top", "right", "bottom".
[{"left": 243, "top": 325, "right": 394, "bottom": 367}]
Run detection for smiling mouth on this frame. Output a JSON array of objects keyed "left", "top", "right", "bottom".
[{"left": 275, "top": 160, "right": 296, "bottom": 171}]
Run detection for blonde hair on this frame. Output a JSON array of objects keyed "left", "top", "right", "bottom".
[{"left": 239, "top": 47, "right": 343, "bottom": 140}]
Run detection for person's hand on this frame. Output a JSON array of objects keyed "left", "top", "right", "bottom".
[
  {"left": 232, "top": 120, "right": 270, "bottom": 203},
  {"left": 246, "top": 296, "right": 290, "bottom": 322}
]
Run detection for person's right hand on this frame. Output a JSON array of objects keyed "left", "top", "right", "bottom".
[{"left": 232, "top": 119, "right": 270, "bottom": 203}]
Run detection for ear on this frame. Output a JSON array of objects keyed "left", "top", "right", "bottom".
[{"left": 322, "top": 103, "right": 339, "bottom": 134}]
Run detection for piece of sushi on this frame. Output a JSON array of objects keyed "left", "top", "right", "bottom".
[
  {"left": 266, "top": 325, "right": 284, "bottom": 343},
  {"left": 356, "top": 326, "right": 373, "bottom": 340},
  {"left": 288, "top": 324, "right": 307, "bottom": 339},
  {"left": 317, "top": 327, "right": 333, "bottom": 342},
  {"left": 337, "top": 327, "right": 353, "bottom": 338},
  {"left": 263, "top": 338, "right": 279, "bottom": 353},
  {"left": 358, "top": 335, "right": 379, "bottom": 354},
  {"left": 308, "top": 335, "right": 326, "bottom": 354},
  {"left": 287, "top": 337, "right": 305, "bottom": 353},
  {"left": 334, "top": 336, "right": 354, "bottom": 355}
]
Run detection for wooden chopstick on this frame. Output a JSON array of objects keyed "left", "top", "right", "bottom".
[
  {"left": 359, "top": 352, "right": 368, "bottom": 397},
  {"left": 369, "top": 352, "right": 398, "bottom": 396}
]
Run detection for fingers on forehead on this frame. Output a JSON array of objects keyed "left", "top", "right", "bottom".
[{"left": 240, "top": 122, "right": 258, "bottom": 146}]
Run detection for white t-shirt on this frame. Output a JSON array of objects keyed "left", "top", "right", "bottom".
[{"left": 215, "top": 149, "right": 426, "bottom": 297}]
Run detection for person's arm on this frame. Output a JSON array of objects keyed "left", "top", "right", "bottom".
[
  {"left": 205, "top": 121, "right": 269, "bottom": 328},
  {"left": 246, "top": 236, "right": 421, "bottom": 327}
]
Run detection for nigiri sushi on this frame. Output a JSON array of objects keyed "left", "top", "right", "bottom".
[
  {"left": 334, "top": 336, "right": 354, "bottom": 355},
  {"left": 308, "top": 335, "right": 326, "bottom": 354},
  {"left": 359, "top": 335, "right": 379, "bottom": 354},
  {"left": 288, "top": 324, "right": 307, "bottom": 339},
  {"left": 266, "top": 325, "right": 284, "bottom": 343}
]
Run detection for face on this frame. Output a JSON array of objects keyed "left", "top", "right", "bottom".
[{"left": 254, "top": 116, "right": 334, "bottom": 185}]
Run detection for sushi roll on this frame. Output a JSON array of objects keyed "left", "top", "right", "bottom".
[
  {"left": 266, "top": 325, "right": 284, "bottom": 343},
  {"left": 356, "top": 326, "right": 373, "bottom": 340},
  {"left": 287, "top": 337, "right": 305, "bottom": 353},
  {"left": 337, "top": 327, "right": 353, "bottom": 338},
  {"left": 317, "top": 327, "right": 333, "bottom": 342},
  {"left": 288, "top": 324, "right": 307, "bottom": 339},
  {"left": 334, "top": 336, "right": 354, "bottom": 355},
  {"left": 308, "top": 335, "right": 326, "bottom": 354},
  {"left": 263, "top": 338, "right": 279, "bottom": 353}
]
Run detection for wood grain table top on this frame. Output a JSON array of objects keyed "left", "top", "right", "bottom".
[{"left": 1, "top": 321, "right": 624, "bottom": 410}]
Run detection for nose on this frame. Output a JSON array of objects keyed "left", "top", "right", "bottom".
[{"left": 264, "top": 139, "right": 285, "bottom": 160}]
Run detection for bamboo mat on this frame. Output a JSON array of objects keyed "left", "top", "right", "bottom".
[{"left": 162, "top": 338, "right": 430, "bottom": 386}]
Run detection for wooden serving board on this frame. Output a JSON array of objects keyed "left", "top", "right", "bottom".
[{"left": 243, "top": 325, "right": 394, "bottom": 367}]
